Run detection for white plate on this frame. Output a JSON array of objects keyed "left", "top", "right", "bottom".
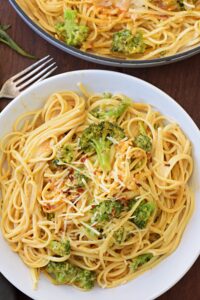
[{"left": 0, "top": 70, "right": 200, "bottom": 300}]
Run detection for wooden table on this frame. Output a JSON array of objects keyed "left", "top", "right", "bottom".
[{"left": 0, "top": 1, "right": 200, "bottom": 299}]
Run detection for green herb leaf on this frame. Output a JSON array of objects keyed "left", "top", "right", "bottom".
[{"left": 0, "top": 24, "right": 36, "bottom": 59}]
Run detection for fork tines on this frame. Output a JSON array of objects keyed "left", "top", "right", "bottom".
[{"left": 12, "top": 55, "right": 57, "bottom": 91}]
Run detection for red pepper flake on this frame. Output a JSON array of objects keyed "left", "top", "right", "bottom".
[
  {"left": 147, "top": 152, "right": 152, "bottom": 162},
  {"left": 69, "top": 168, "right": 74, "bottom": 175},
  {"left": 118, "top": 175, "right": 123, "bottom": 181},
  {"left": 69, "top": 175, "right": 74, "bottom": 181},
  {"left": 147, "top": 152, "right": 152, "bottom": 158},
  {"left": 43, "top": 203, "right": 57, "bottom": 210},
  {"left": 123, "top": 201, "right": 128, "bottom": 207},
  {"left": 51, "top": 205, "right": 57, "bottom": 210},
  {"left": 119, "top": 197, "right": 127, "bottom": 201},
  {"left": 71, "top": 195, "right": 80, "bottom": 202},
  {"left": 77, "top": 188, "right": 84, "bottom": 193},
  {"left": 63, "top": 189, "right": 71, "bottom": 195},
  {"left": 43, "top": 204, "right": 49, "bottom": 209},
  {"left": 111, "top": 208, "right": 116, "bottom": 216},
  {"left": 80, "top": 156, "right": 88, "bottom": 163}
]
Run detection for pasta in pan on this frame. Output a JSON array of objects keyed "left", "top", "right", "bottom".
[
  {"left": 0, "top": 86, "right": 194, "bottom": 290},
  {"left": 16, "top": 0, "right": 200, "bottom": 59}
]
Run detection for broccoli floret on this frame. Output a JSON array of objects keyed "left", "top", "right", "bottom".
[
  {"left": 91, "top": 199, "right": 123, "bottom": 224},
  {"left": 114, "top": 227, "right": 133, "bottom": 243},
  {"left": 55, "top": 9, "right": 89, "bottom": 47},
  {"left": 102, "top": 92, "right": 112, "bottom": 98},
  {"left": 76, "top": 269, "right": 95, "bottom": 290},
  {"left": 135, "top": 134, "right": 152, "bottom": 152},
  {"left": 126, "top": 198, "right": 155, "bottom": 229},
  {"left": 114, "top": 227, "right": 126, "bottom": 244},
  {"left": 46, "top": 261, "right": 95, "bottom": 290},
  {"left": 134, "top": 122, "right": 152, "bottom": 152},
  {"left": 90, "top": 107, "right": 104, "bottom": 119},
  {"left": 130, "top": 253, "right": 153, "bottom": 271},
  {"left": 91, "top": 97, "right": 132, "bottom": 121},
  {"left": 46, "top": 261, "right": 67, "bottom": 274},
  {"left": 177, "top": 0, "right": 185, "bottom": 10},
  {"left": 106, "top": 97, "right": 131, "bottom": 118},
  {"left": 47, "top": 212, "right": 55, "bottom": 221},
  {"left": 67, "top": 169, "right": 89, "bottom": 189},
  {"left": 52, "top": 144, "right": 74, "bottom": 166},
  {"left": 73, "top": 170, "right": 88, "bottom": 187},
  {"left": 127, "top": 198, "right": 137, "bottom": 211},
  {"left": 79, "top": 121, "right": 125, "bottom": 171},
  {"left": 131, "top": 201, "right": 155, "bottom": 229},
  {"left": 48, "top": 240, "right": 70, "bottom": 256},
  {"left": 112, "top": 30, "right": 146, "bottom": 55}
]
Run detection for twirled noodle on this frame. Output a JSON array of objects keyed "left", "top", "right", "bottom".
[
  {"left": 0, "top": 87, "right": 194, "bottom": 290},
  {"left": 16, "top": 0, "right": 200, "bottom": 59}
]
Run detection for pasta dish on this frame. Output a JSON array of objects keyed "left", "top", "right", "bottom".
[
  {"left": 16, "top": 0, "right": 200, "bottom": 60},
  {"left": 0, "top": 86, "right": 194, "bottom": 290}
]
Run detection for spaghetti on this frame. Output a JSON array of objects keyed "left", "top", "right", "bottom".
[
  {"left": 16, "top": 0, "right": 200, "bottom": 59},
  {"left": 0, "top": 87, "right": 194, "bottom": 290}
]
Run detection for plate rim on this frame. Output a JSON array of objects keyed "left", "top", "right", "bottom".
[
  {"left": 0, "top": 70, "right": 200, "bottom": 300},
  {"left": 9, "top": 0, "right": 200, "bottom": 68}
]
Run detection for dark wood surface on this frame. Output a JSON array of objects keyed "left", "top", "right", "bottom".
[{"left": 0, "top": 0, "right": 200, "bottom": 299}]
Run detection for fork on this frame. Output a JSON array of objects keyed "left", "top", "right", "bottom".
[{"left": 0, "top": 55, "right": 57, "bottom": 99}]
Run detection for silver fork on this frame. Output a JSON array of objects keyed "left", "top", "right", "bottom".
[{"left": 0, "top": 55, "right": 57, "bottom": 99}]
